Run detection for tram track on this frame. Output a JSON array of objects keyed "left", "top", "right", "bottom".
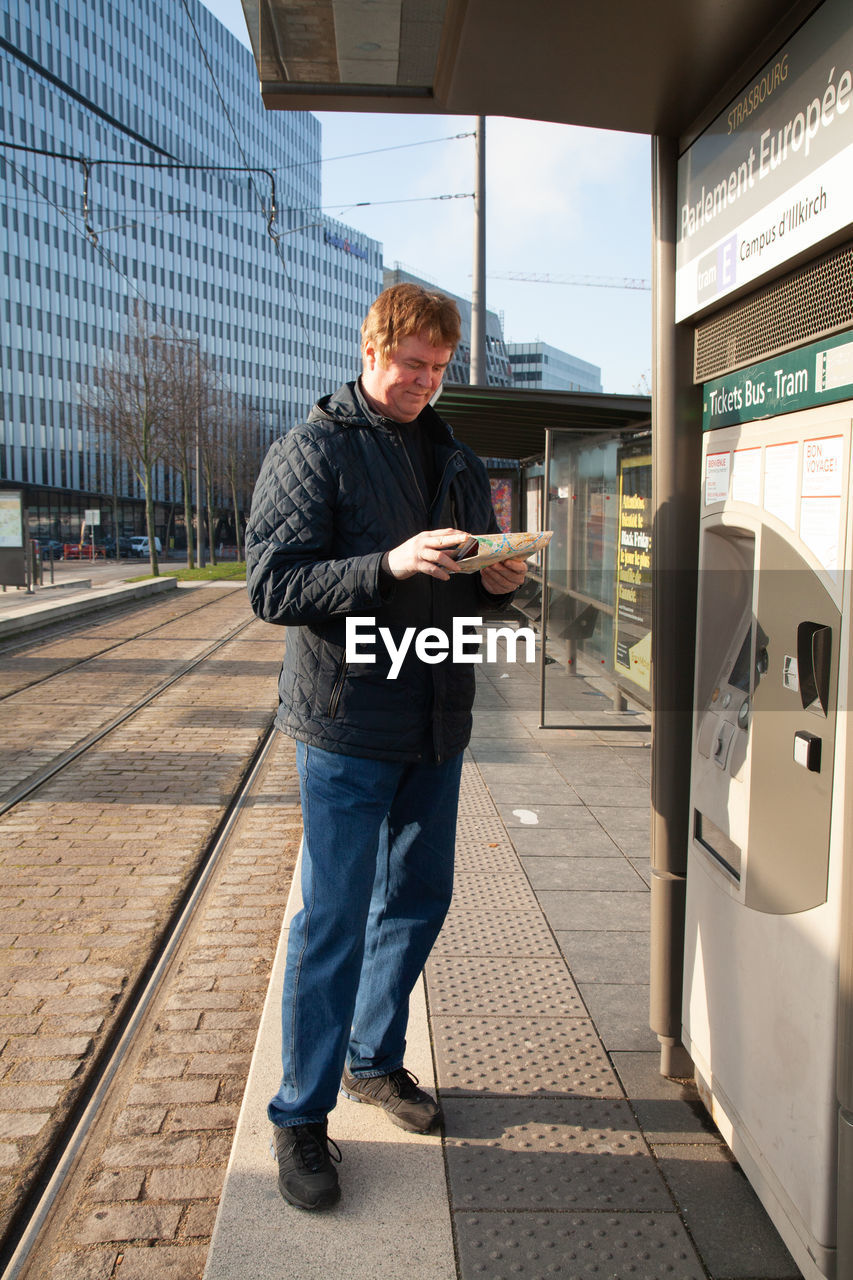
[
  {"left": 0, "top": 721, "right": 279, "bottom": 1279},
  {"left": 0, "top": 611, "right": 257, "bottom": 820},
  {"left": 0, "top": 585, "right": 246, "bottom": 700},
  {"left": 0, "top": 588, "right": 292, "bottom": 1275}
]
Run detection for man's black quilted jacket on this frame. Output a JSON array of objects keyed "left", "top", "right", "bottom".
[{"left": 245, "top": 380, "right": 505, "bottom": 763}]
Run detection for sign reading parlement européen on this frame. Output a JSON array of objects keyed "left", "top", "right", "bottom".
[{"left": 676, "top": 0, "right": 853, "bottom": 321}]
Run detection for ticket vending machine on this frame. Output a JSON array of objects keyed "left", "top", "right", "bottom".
[{"left": 683, "top": 404, "right": 853, "bottom": 1280}]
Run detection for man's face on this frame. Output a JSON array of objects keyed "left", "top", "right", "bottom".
[{"left": 361, "top": 332, "right": 453, "bottom": 423}]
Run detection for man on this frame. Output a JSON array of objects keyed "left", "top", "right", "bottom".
[{"left": 246, "top": 283, "right": 527, "bottom": 1211}]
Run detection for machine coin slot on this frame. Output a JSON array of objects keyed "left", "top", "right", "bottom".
[{"left": 797, "top": 622, "right": 832, "bottom": 717}]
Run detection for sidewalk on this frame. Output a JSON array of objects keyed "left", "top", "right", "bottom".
[
  {"left": 0, "top": 560, "right": 179, "bottom": 636},
  {"left": 205, "top": 637, "right": 801, "bottom": 1280}
]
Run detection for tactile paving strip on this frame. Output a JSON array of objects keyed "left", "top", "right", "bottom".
[
  {"left": 432, "top": 910, "right": 559, "bottom": 957},
  {"left": 432, "top": 1017, "right": 620, "bottom": 1097},
  {"left": 455, "top": 846, "right": 519, "bottom": 875},
  {"left": 443, "top": 1096, "right": 669, "bottom": 1212},
  {"left": 426, "top": 955, "right": 585, "bottom": 1018},
  {"left": 451, "top": 873, "right": 540, "bottom": 912},
  {"left": 453, "top": 1212, "right": 705, "bottom": 1279},
  {"left": 456, "top": 812, "right": 516, "bottom": 846},
  {"left": 458, "top": 763, "right": 499, "bottom": 816}
]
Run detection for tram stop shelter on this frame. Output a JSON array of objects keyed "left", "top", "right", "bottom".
[
  {"left": 436, "top": 385, "right": 653, "bottom": 724},
  {"left": 237, "top": 3, "right": 853, "bottom": 1276}
]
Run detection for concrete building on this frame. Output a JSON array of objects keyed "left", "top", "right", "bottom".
[
  {"left": 507, "top": 340, "right": 602, "bottom": 393},
  {"left": 0, "top": 0, "right": 381, "bottom": 543}
]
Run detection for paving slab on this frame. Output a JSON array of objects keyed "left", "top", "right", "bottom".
[
  {"left": 453, "top": 1211, "right": 706, "bottom": 1279},
  {"left": 554, "top": 928, "right": 652, "bottom": 984},
  {"left": 496, "top": 801, "right": 589, "bottom": 827},
  {"left": 576, "top": 982, "right": 659, "bottom": 1052},
  {"left": 203, "top": 859, "right": 455, "bottom": 1280},
  {"left": 534, "top": 888, "right": 650, "bottom": 932},
  {"left": 443, "top": 1095, "right": 670, "bottom": 1212},
  {"left": 521, "top": 855, "right": 647, "bottom": 891},
  {"left": 610, "top": 1052, "right": 720, "bottom": 1145},
  {"left": 653, "top": 1143, "right": 801, "bottom": 1278},
  {"left": 425, "top": 954, "right": 586, "bottom": 1019},
  {"left": 432, "top": 1016, "right": 619, "bottom": 1098},
  {"left": 511, "top": 825, "right": 623, "bottom": 856}
]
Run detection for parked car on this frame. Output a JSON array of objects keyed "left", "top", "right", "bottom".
[
  {"left": 37, "top": 539, "right": 64, "bottom": 560},
  {"left": 129, "top": 536, "right": 162, "bottom": 557},
  {"left": 101, "top": 535, "right": 135, "bottom": 557}
]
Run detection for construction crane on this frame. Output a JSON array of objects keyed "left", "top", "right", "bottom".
[{"left": 489, "top": 271, "right": 650, "bottom": 290}]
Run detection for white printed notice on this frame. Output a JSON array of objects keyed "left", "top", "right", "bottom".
[
  {"left": 731, "top": 447, "right": 761, "bottom": 505},
  {"left": 705, "top": 451, "right": 730, "bottom": 505},
  {"left": 800, "top": 435, "right": 844, "bottom": 576},
  {"left": 763, "top": 441, "right": 798, "bottom": 529}
]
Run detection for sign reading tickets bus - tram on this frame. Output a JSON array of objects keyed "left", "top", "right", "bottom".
[{"left": 675, "top": 0, "right": 853, "bottom": 321}]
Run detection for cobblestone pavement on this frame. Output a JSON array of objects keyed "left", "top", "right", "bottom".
[
  {"left": 0, "top": 586, "right": 290, "bottom": 1266},
  {"left": 24, "top": 732, "right": 300, "bottom": 1280},
  {"left": 0, "top": 588, "right": 256, "bottom": 796}
]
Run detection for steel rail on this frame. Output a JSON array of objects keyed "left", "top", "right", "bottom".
[
  {"left": 0, "top": 583, "right": 245, "bottom": 697},
  {"left": 0, "top": 611, "right": 257, "bottom": 819},
  {"left": 0, "top": 718, "right": 279, "bottom": 1279}
]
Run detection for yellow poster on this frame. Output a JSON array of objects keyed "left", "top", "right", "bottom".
[{"left": 614, "top": 454, "right": 652, "bottom": 692}]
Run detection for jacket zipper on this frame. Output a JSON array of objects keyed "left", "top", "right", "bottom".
[
  {"left": 435, "top": 451, "right": 464, "bottom": 518},
  {"left": 392, "top": 429, "right": 429, "bottom": 518},
  {"left": 327, "top": 660, "right": 348, "bottom": 718}
]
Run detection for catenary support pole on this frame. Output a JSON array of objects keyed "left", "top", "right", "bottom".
[
  {"left": 195, "top": 342, "right": 205, "bottom": 569},
  {"left": 837, "top": 629, "right": 853, "bottom": 1277},
  {"left": 649, "top": 136, "right": 701, "bottom": 1078},
  {"left": 470, "top": 116, "right": 486, "bottom": 385}
]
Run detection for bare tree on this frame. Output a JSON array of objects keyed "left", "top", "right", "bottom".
[
  {"left": 80, "top": 308, "right": 171, "bottom": 576},
  {"left": 220, "top": 398, "right": 265, "bottom": 562},
  {"left": 160, "top": 340, "right": 202, "bottom": 569}
]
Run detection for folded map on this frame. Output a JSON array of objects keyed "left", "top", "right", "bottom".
[{"left": 452, "top": 530, "right": 553, "bottom": 573}]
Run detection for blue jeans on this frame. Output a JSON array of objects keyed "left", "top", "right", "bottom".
[{"left": 268, "top": 741, "right": 464, "bottom": 1129}]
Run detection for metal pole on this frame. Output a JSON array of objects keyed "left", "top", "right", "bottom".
[
  {"left": 470, "top": 116, "right": 486, "bottom": 385},
  {"left": 538, "top": 432, "right": 552, "bottom": 728},
  {"left": 837, "top": 620, "right": 853, "bottom": 1277},
  {"left": 195, "top": 339, "right": 205, "bottom": 569},
  {"left": 648, "top": 135, "right": 701, "bottom": 1078}
]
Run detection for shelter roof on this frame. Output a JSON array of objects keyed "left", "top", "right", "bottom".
[
  {"left": 434, "top": 385, "right": 650, "bottom": 462},
  {"left": 240, "top": 0, "right": 820, "bottom": 141}
]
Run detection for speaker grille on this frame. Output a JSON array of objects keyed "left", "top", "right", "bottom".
[{"left": 694, "top": 240, "right": 853, "bottom": 383}]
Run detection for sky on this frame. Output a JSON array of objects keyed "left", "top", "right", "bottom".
[{"left": 202, "top": 1, "right": 652, "bottom": 394}]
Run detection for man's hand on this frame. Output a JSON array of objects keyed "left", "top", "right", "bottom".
[
  {"left": 383, "top": 528, "right": 469, "bottom": 581},
  {"left": 480, "top": 556, "right": 528, "bottom": 596}
]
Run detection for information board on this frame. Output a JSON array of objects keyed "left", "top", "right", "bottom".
[
  {"left": 614, "top": 453, "right": 652, "bottom": 692},
  {"left": 676, "top": 0, "right": 853, "bottom": 319}
]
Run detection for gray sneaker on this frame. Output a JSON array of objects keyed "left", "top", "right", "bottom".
[
  {"left": 273, "top": 1121, "right": 341, "bottom": 1210},
  {"left": 340, "top": 1066, "right": 442, "bottom": 1133}
]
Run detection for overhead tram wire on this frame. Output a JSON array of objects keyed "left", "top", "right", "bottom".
[
  {"left": 0, "top": 150, "right": 267, "bottom": 427},
  {"left": 489, "top": 270, "right": 651, "bottom": 290},
  {"left": 279, "top": 131, "right": 475, "bottom": 171},
  {"left": 1, "top": 152, "right": 165, "bottom": 324}
]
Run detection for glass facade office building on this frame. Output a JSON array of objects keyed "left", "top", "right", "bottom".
[
  {"left": 508, "top": 341, "right": 602, "bottom": 393},
  {"left": 1, "top": 0, "right": 382, "bottom": 543}
]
